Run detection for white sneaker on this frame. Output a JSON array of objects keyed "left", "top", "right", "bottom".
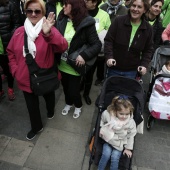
[
  {"left": 62, "top": 105, "right": 72, "bottom": 115},
  {"left": 73, "top": 107, "right": 82, "bottom": 119}
]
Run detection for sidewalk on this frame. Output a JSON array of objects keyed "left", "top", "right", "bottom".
[{"left": 0, "top": 73, "right": 170, "bottom": 170}]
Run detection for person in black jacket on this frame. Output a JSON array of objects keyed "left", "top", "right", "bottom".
[
  {"left": 10, "top": 0, "right": 26, "bottom": 26},
  {"left": 145, "top": 0, "right": 164, "bottom": 52},
  {"left": 105, "top": 0, "right": 153, "bottom": 79},
  {"left": 45, "top": 0, "right": 63, "bottom": 19},
  {"left": 56, "top": 0, "right": 101, "bottom": 119},
  {"left": 0, "top": 0, "right": 20, "bottom": 101},
  {"left": 80, "top": 0, "right": 111, "bottom": 105}
]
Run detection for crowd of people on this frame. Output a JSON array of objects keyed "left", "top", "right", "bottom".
[{"left": 0, "top": 0, "right": 170, "bottom": 168}]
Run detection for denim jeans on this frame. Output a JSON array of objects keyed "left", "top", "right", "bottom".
[
  {"left": 98, "top": 143, "right": 122, "bottom": 170},
  {"left": 106, "top": 68, "right": 137, "bottom": 79}
]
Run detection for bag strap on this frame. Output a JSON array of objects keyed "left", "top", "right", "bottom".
[
  {"left": 24, "top": 31, "right": 57, "bottom": 73},
  {"left": 24, "top": 31, "right": 40, "bottom": 74},
  {"left": 24, "top": 31, "right": 30, "bottom": 55}
]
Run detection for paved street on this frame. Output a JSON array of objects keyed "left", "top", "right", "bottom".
[{"left": 0, "top": 72, "right": 170, "bottom": 170}]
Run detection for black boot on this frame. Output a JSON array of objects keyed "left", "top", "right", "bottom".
[{"left": 83, "top": 95, "right": 91, "bottom": 105}]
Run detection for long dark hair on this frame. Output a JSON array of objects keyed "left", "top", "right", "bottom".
[
  {"left": 150, "top": 0, "right": 164, "bottom": 19},
  {"left": 63, "top": 0, "right": 88, "bottom": 29},
  {"left": 0, "top": 0, "right": 9, "bottom": 6}
]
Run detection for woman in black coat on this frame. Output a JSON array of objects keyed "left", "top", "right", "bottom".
[
  {"left": 105, "top": 0, "right": 153, "bottom": 79},
  {"left": 56, "top": 0, "right": 101, "bottom": 119},
  {"left": 0, "top": 0, "right": 20, "bottom": 101},
  {"left": 145, "top": 0, "right": 164, "bottom": 52}
]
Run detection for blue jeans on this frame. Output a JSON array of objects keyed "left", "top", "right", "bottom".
[
  {"left": 106, "top": 68, "right": 137, "bottom": 79},
  {"left": 98, "top": 143, "right": 122, "bottom": 170}
]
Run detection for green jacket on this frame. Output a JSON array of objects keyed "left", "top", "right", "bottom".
[
  {"left": 162, "top": 0, "right": 170, "bottom": 28},
  {"left": 94, "top": 8, "right": 111, "bottom": 33}
]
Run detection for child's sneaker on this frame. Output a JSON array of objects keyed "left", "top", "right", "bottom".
[
  {"left": 8, "top": 88, "right": 15, "bottom": 101},
  {"left": 0, "top": 90, "right": 5, "bottom": 101}
]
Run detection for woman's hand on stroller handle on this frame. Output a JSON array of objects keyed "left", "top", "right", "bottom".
[
  {"left": 137, "top": 66, "right": 146, "bottom": 75},
  {"left": 107, "top": 59, "right": 116, "bottom": 67}
]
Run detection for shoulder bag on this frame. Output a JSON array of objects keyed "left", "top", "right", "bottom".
[
  {"left": 67, "top": 45, "right": 96, "bottom": 76},
  {"left": 24, "top": 32, "right": 60, "bottom": 96}
]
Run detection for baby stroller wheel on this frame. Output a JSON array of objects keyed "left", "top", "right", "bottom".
[{"left": 147, "top": 115, "right": 155, "bottom": 130}]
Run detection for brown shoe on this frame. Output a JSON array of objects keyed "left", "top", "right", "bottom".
[{"left": 8, "top": 88, "right": 15, "bottom": 101}]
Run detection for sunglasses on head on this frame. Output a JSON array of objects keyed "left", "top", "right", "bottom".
[{"left": 25, "top": 9, "right": 41, "bottom": 15}]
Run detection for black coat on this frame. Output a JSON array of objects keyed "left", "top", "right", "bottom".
[
  {"left": 45, "top": 1, "right": 56, "bottom": 17},
  {"left": 10, "top": 0, "right": 26, "bottom": 26},
  {"left": 56, "top": 15, "right": 102, "bottom": 61},
  {"left": 0, "top": 0, "right": 20, "bottom": 51},
  {"left": 145, "top": 15, "right": 164, "bottom": 52},
  {"left": 151, "top": 18, "right": 164, "bottom": 51},
  {"left": 104, "top": 14, "right": 153, "bottom": 71}
]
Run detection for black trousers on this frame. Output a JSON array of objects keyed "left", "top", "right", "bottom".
[
  {"left": 23, "top": 91, "right": 55, "bottom": 133},
  {"left": 0, "top": 54, "right": 14, "bottom": 91},
  {"left": 83, "top": 57, "right": 105, "bottom": 96},
  {"left": 60, "top": 71, "right": 82, "bottom": 108}
]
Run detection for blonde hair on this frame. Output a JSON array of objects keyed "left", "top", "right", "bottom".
[
  {"left": 107, "top": 96, "right": 134, "bottom": 116},
  {"left": 25, "top": 0, "right": 46, "bottom": 16}
]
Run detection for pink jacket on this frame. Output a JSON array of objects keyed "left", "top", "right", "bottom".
[
  {"left": 7, "top": 26, "right": 68, "bottom": 93},
  {"left": 162, "top": 24, "right": 170, "bottom": 41}
]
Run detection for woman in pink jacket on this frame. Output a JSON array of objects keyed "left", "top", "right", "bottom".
[
  {"left": 7, "top": 0, "right": 68, "bottom": 140},
  {"left": 162, "top": 23, "right": 170, "bottom": 45}
]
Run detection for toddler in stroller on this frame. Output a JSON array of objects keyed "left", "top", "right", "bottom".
[
  {"left": 159, "top": 60, "right": 170, "bottom": 74},
  {"left": 88, "top": 76, "right": 145, "bottom": 170},
  {"left": 147, "top": 58, "right": 170, "bottom": 129},
  {"left": 98, "top": 95, "right": 137, "bottom": 170}
]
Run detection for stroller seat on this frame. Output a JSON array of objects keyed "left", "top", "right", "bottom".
[{"left": 88, "top": 76, "right": 145, "bottom": 170}]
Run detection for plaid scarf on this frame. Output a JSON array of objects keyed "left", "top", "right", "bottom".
[{"left": 106, "top": 0, "right": 123, "bottom": 15}]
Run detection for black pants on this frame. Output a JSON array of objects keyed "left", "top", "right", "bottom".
[
  {"left": 23, "top": 91, "right": 55, "bottom": 133},
  {"left": 60, "top": 71, "right": 82, "bottom": 108},
  {"left": 0, "top": 54, "right": 14, "bottom": 91},
  {"left": 83, "top": 57, "right": 105, "bottom": 96}
]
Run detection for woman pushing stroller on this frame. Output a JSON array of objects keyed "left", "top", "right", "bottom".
[
  {"left": 105, "top": 0, "right": 153, "bottom": 79},
  {"left": 98, "top": 95, "right": 137, "bottom": 170}
]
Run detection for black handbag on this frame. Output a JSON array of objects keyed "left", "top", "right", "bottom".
[
  {"left": 24, "top": 32, "right": 60, "bottom": 96},
  {"left": 67, "top": 45, "right": 96, "bottom": 75}
]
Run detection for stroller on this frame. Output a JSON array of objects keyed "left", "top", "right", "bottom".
[
  {"left": 88, "top": 76, "right": 145, "bottom": 170},
  {"left": 147, "top": 45, "right": 170, "bottom": 130}
]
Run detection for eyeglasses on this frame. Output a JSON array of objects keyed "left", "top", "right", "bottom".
[{"left": 25, "top": 9, "right": 42, "bottom": 15}]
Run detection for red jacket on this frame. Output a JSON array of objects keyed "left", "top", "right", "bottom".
[{"left": 7, "top": 26, "right": 68, "bottom": 93}]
